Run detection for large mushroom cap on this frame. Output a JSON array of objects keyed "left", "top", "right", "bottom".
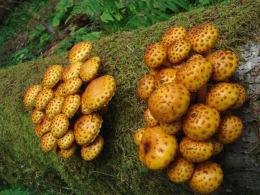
[
  {"left": 43, "top": 65, "right": 63, "bottom": 89},
  {"left": 161, "top": 26, "right": 187, "bottom": 48},
  {"left": 144, "top": 42, "right": 167, "bottom": 68},
  {"left": 81, "top": 135, "right": 104, "bottom": 161},
  {"left": 81, "top": 75, "right": 116, "bottom": 114},
  {"left": 69, "top": 41, "right": 92, "bottom": 64},
  {"left": 24, "top": 84, "right": 42, "bottom": 108},
  {"left": 80, "top": 56, "right": 101, "bottom": 82}
]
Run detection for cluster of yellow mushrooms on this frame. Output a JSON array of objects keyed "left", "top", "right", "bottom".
[
  {"left": 135, "top": 23, "right": 246, "bottom": 194},
  {"left": 24, "top": 42, "right": 116, "bottom": 160}
]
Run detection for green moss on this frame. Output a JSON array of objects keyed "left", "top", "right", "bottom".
[{"left": 0, "top": 0, "right": 260, "bottom": 194}]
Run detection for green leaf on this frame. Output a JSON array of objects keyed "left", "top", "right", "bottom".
[{"left": 100, "top": 10, "right": 115, "bottom": 23}]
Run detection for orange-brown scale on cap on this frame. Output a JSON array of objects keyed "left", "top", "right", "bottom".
[
  {"left": 62, "top": 94, "right": 81, "bottom": 118},
  {"left": 149, "top": 67, "right": 163, "bottom": 76},
  {"left": 167, "top": 39, "right": 191, "bottom": 64},
  {"left": 212, "top": 138, "right": 224, "bottom": 155},
  {"left": 43, "top": 65, "right": 63, "bottom": 89},
  {"left": 190, "top": 161, "right": 223, "bottom": 194},
  {"left": 62, "top": 62, "right": 83, "bottom": 82},
  {"left": 24, "top": 84, "right": 42, "bottom": 108},
  {"left": 134, "top": 128, "right": 146, "bottom": 146},
  {"left": 187, "top": 23, "right": 219, "bottom": 53},
  {"left": 81, "top": 135, "right": 104, "bottom": 161},
  {"left": 80, "top": 56, "right": 101, "bottom": 82},
  {"left": 144, "top": 108, "right": 158, "bottom": 127},
  {"left": 57, "top": 130, "right": 75, "bottom": 149},
  {"left": 148, "top": 82, "right": 190, "bottom": 123},
  {"left": 54, "top": 83, "right": 67, "bottom": 97},
  {"left": 160, "top": 120, "right": 182, "bottom": 135},
  {"left": 35, "top": 88, "right": 54, "bottom": 111},
  {"left": 216, "top": 115, "right": 243, "bottom": 144},
  {"left": 81, "top": 75, "right": 116, "bottom": 114},
  {"left": 31, "top": 109, "right": 45, "bottom": 124},
  {"left": 63, "top": 77, "right": 82, "bottom": 96},
  {"left": 35, "top": 116, "right": 52, "bottom": 137},
  {"left": 206, "top": 50, "right": 238, "bottom": 81},
  {"left": 206, "top": 82, "right": 239, "bottom": 111},
  {"left": 161, "top": 26, "right": 187, "bottom": 48},
  {"left": 40, "top": 131, "right": 57, "bottom": 152},
  {"left": 183, "top": 104, "right": 220, "bottom": 141},
  {"left": 155, "top": 68, "right": 177, "bottom": 88},
  {"left": 51, "top": 113, "right": 69, "bottom": 138},
  {"left": 57, "top": 143, "right": 78, "bottom": 158},
  {"left": 230, "top": 83, "right": 246, "bottom": 109},
  {"left": 180, "top": 137, "right": 213, "bottom": 163},
  {"left": 46, "top": 96, "right": 65, "bottom": 119},
  {"left": 176, "top": 54, "right": 213, "bottom": 92},
  {"left": 144, "top": 42, "right": 167, "bottom": 68},
  {"left": 139, "top": 126, "right": 178, "bottom": 170},
  {"left": 69, "top": 41, "right": 92, "bottom": 64},
  {"left": 137, "top": 74, "right": 156, "bottom": 100},
  {"left": 167, "top": 157, "right": 194, "bottom": 183},
  {"left": 74, "top": 114, "right": 102, "bottom": 145}
]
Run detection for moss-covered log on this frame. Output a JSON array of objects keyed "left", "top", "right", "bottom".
[{"left": 0, "top": 0, "right": 260, "bottom": 194}]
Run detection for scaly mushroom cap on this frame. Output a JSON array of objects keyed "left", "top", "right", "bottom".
[
  {"left": 62, "top": 94, "right": 81, "bottom": 118},
  {"left": 183, "top": 104, "right": 220, "bottom": 141},
  {"left": 206, "top": 50, "right": 238, "bottom": 81},
  {"left": 160, "top": 120, "right": 182, "bottom": 135},
  {"left": 35, "top": 116, "right": 52, "bottom": 137},
  {"left": 190, "top": 162, "right": 223, "bottom": 194},
  {"left": 31, "top": 109, "right": 45, "bottom": 124},
  {"left": 139, "top": 126, "right": 178, "bottom": 170},
  {"left": 74, "top": 114, "right": 103, "bottom": 145},
  {"left": 57, "top": 143, "right": 78, "bottom": 158},
  {"left": 161, "top": 26, "right": 187, "bottom": 48},
  {"left": 206, "top": 82, "right": 239, "bottom": 111},
  {"left": 63, "top": 77, "right": 82, "bottom": 96},
  {"left": 212, "top": 138, "right": 224, "bottom": 155},
  {"left": 148, "top": 82, "right": 190, "bottom": 123},
  {"left": 149, "top": 67, "right": 163, "bottom": 76},
  {"left": 81, "top": 135, "right": 104, "bottom": 161},
  {"left": 155, "top": 68, "right": 177, "bottom": 88},
  {"left": 180, "top": 137, "right": 213, "bottom": 163},
  {"left": 167, "top": 39, "right": 191, "bottom": 64},
  {"left": 34, "top": 88, "right": 54, "bottom": 111},
  {"left": 54, "top": 83, "right": 66, "bottom": 97},
  {"left": 57, "top": 130, "right": 75, "bottom": 149},
  {"left": 187, "top": 23, "right": 219, "bottom": 53},
  {"left": 62, "top": 62, "right": 83, "bottom": 82},
  {"left": 144, "top": 108, "right": 158, "bottom": 127},
  {"left": 216, "top": 115, "right": 243, "bottom": 144},
  {"left": 167, "top": 157, "right": 194, "bottom": 183},
  {"left": 40, "top": 131, "right": 57, "bottom": 152},
  {"left": 137, "top": 74, "right": 156, "bottom": 100},
  {"left": 230, "top": 83, "right": 246, "bottom": 109},
  {"left": 43, "top": 65, "right": 63, "bottom": 88},
  {"left": 80, "top": 56, "right": 101, "bottom": 82},
  {"left": 134, "top": 128, "right": 146, "bottom": 146},
  {"left": 51, "top": 114, "right": 69, "bottom": 138},
  {"left": 24, "top": 84, "right": 42, "bottom": 108},
  {"left": 176, "top": 54, "right": 213, "bottom": 92},
  {"left": 46, "top": 96, "right": 65, "bottom": 119},
  {"left": 69, "top": 41, "right": 92, "bottom": 64},
  {"left": 144, "top": 42, "right": 167, "bottom": 68},
  {"left": 81, "top": 75, "right": 116, "bottom": 114}
]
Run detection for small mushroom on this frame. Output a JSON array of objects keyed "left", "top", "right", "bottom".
[
  {"left": 40, "top": 131, "right": 57, "bottom": 152},
  {"left": 137, "top": 74, "right": 156, "bottom": 100},
  {"left": 57, "top": 130, "right": 75, "bottom": 149},
  {"left": 167, "top": 39, "right": 191, "bottom": 64},
  {"left": 161, "top": 26, "right": 187, "bottom": 48},
  {"left": 62, "top": 62, "right": 83, "bottom": 82},
  {"left": 212, "top": 138, "right": 224, "bottom": 155},
  {"left": 24, "top": 84, "right": 42, "bottom": 108},
  {"left": 63, "top": 77, "right": 82, "bottom": 96},
  {"left": 62, "top": 94, "right": 81, "bottom": 118},
  {"left": 154, "top": 68, "right": 177, "bottom": 88},
  {"left": 133, "top": 128, "right": 146, "bottom": 146},
  {"left": 51, "top": 113, "right": 69, "bottom": 138},
  {"left": 34, "top": 88, "right": 54, "bottom": 111},
  {"left": 57, "top": 143, "right": 78, "bottom": 158},
  {"left": 46, "top": 96, "right": 65, "bottom": 119},
  {"left": 144, "top": 108, "right": 158, "bottom": 127},
  {"left": 230, "top": 83, "right": 246, "bottom": 109},
  {"left": 35, "top": 116, "right": 52, "bottom": 137},
  {"left": 69, "top": 41, "right": 92, "bottom": 64},
  {"left": 144, "top": 42, "right": 167, "bottom": 68},
  {"left": 160, "top": 120, "right": 182, "bottom": 135},
  {"left": 80, "top": 56, "right": 101, "bottom": 82},
  {"left": 81, "top": 135, "right": 104, "bottom": 161},
  {"left": 31, "top": 109, "right": 45, "bottom": 124},
  {"left": 43, "top": 65, "right": 63, "bottom": 89}
]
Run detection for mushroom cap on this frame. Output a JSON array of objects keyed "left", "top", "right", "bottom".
[
  {"left": 35, "top": 88, "right": 54, "bottom": 111},
  {"left": 43, "top": 65, "right": 63, "bottom": 89},
  {"left": 187, "top": 23, "right": 219, "bottom": 53},
  {"left": 31, "top": 109, "right": 45, "bottom": 124},
  {"left": 167, "top": 157, "right": 194, "bottom": 183},
  {"left": 144, "top": 108, "right": 159, "bottom": 127},
  {"left": 160, "top": 120, "right": 182, "bottom": 135},
  {"left": 180, "top": 137, "right": 213, "bottom": 163},
  {"left": 62, "top": 94, "right": 81, "bottom": 118},
  {"left": 139, "top": 126, "right": 178, "bottom": 170},
  {"left": 81, "top": 135, "right": 104, "bottom": 161},
  {"left": 155, "top": 68, "right": 177, "bottom": 88},
  {"left": 206, "top": 82, "right": 239, "bottom": 111},
  {"left": 46, "top": 96, "right": 65, "bottom": 119},
  {"left": 148, "top": 82, "right": 190, "bottom": 123},
  {"left": 190, "top": 162, "right": 223, "bottom": 194},
  {"left": 57, "top": 130, "right": 75, "bottom": 149},
  {"left": 81, "top": 75, "right": 116, "bottom": 114},
  {"left": 212, "top": 138, "right": 224, "bottom": 155},
  {"left": 54, "top": 83, "right": 66, "bottom": 97},
  {"left": 149, "top": 67, "right": 163, "bottom": 76},
  {"left": 63, "top": 77, "right": 82, "bottom": 96},
  {"left": 57, "top": 143, "right": 78, "bottom": 158},
  {"left": 80, "top": 56, "right": 101, "bottom": 82},
  {"left": 206, "top": 50, "right": 238, "bottom": 81},
  {"left": 183, "top": 104, "right": 220, "bottom": 141},
  {"left": 35, "top": 116, "right": 52, "bottom": 137},
  {"left": 133, "top": 128, "right": 146, "bottom": 146},
  {"left": 74, "top": 114, "right": 103, "bottom": 145},
  {"left": 137, "top": 74, "right": 156, "bottom": 100},
  {"left": 69, "top": 41, "right": 93, "bottom": 64},
  {"left": 40, "top": 131, "right": 57, "bottom": 152},
  {"left": 161, "top": 26, "right": 187, "bottom": 48},
  {"left": 144, "top": 42, "right": 167, "bottom": 68},
  {"left": 176, "top": 54, "right": 213, "bottom": 92},
  {"left": 24, "top": 84, "right": 42, "bottom": 108},
  {"left": 167, "top": 39, "right": 191, "bottom": 64},
  {"left": 62, "top": 62, "right": 83, "bottom": 82},
  {"left": 216, "top": 115, "right": 243, "bottom": 144},
  {"left": 51, "top": 113, "right": 69, "bottom": 138},
  {"left": 230, "top": 83, "right": 246, "bottom": 109}
]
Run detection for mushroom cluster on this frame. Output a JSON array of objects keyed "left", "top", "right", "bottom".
[
  {"left": 24, "top": 41, "right": 116, "bottom": 161},
  {"left": 135, "top": 24, "right": 246, "bottom": 194}
]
